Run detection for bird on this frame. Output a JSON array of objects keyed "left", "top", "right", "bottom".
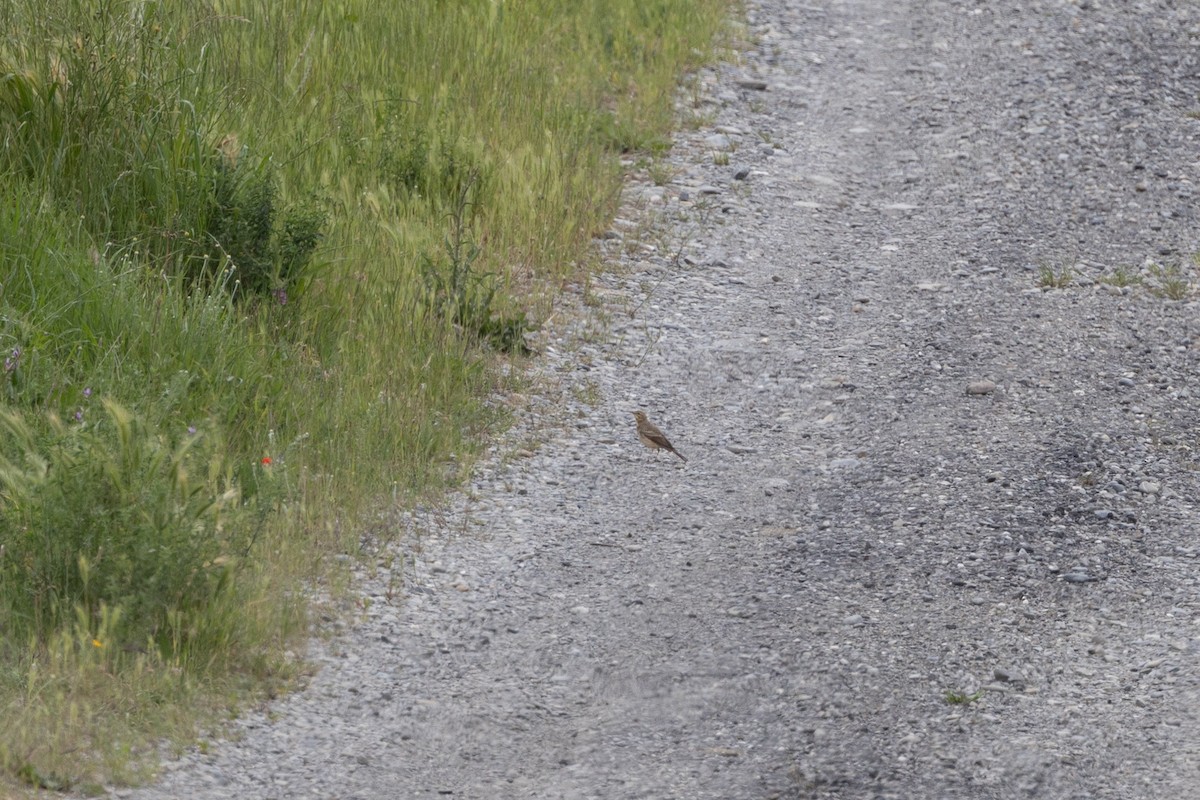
[{"left": 631, "top": 410, "right": 687, "bottom": 462}]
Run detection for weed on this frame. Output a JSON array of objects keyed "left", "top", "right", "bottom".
[
  {"left": 420, "top": 173, "right": 531, "bottom": 354},
  {"left": 571, "top": 379, "right": 602, "bottom": 407},
  {"left": 0, "top": 402, "right": 265, "bottom": 654},
  {"left": 201, "top": 148, "right": 327, "bottom": 301},
  {"left": 1037, "top": 263, "right": 1074, "bottom": 289},
  {"left": 713, "top": 151, "right": 731, "bottom": 166},
  {"left": 684, "top": 109, "right": 718, "bottom": 130},
  {"left": 648, "top": 160, "right": 677, "bottom": 186},
  {"left": 944, "top": 688, "right": 985, "bottom": 705},
  {"left": 1100, "top": 266, "right": 1142, "bottom": 288},
  {"left": 1147, "top": 261, "right": 1191, "bottom": 300}
]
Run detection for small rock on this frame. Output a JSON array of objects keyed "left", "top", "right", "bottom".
[
  {"left": 829, "top": 457, "right": 862, "bottom": 469},
  {"left": 735, "top": 78, "right": 768, "bottom": 91},
  {"left": 1139, "top": 481, "right": 1161, "bottom": 495},
  {"left": 1063, "top": 571, "right": 1098, "bottom": 584},
  {"left": 704, "top": 134, "right": 732, "bottom": 150},
  {"left": 993, "top": 667, "right": 1023, "bottom": 683},
  {"left": 733, "top": 166, "right": 751, "bottom": 180},
  {"left": 699, "top": 185, "right": 722, "bottom": 195},
  {"left": 966, "top": 380, "right": 997, "bottom": 395}
]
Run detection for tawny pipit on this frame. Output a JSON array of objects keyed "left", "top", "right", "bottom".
[{"left": 631, "top": 411, "right": 687, "bottom": 462}]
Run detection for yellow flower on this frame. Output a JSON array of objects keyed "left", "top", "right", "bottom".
[{"left": 92, "top": 639, "right": 103, "bottom": 648}]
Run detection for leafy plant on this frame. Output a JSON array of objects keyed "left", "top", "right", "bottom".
[
  {"left": 200, "top": 146, "right": 327, "bottom": 301},
  {"left": 421, "top": 173, "right": 531, "bottom": 353},
  {"left": 0, "top": 402, "right": 258, "bottom": 656},
  {"left": 380, "top": 110, "right": 490, "bottom": 209}
]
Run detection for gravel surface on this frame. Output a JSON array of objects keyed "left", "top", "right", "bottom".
[{"left": 104, "top": 1, "right": 1200, "bottom": 798}]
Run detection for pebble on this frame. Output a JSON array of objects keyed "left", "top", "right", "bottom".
[
  {"left": 993, "top": 667, "right": 1024, "bottom": 684},
  {"left": 966, "top": 380, "right": 997, "bottom": 395},
  {"left": 735, "top": 78, "right": 768, "bottom": 91}
]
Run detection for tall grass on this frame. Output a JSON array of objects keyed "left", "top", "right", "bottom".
[{"left": 0, "top": 0, "right": 730, "bottom": 790}]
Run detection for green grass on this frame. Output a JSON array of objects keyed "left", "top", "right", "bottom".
[
  {"left": 943, "top": 688, "right": 985, "bottom": 706},
  {"left": 1147, "top": 261, "right": 1192, "bottom": 300},
  {"left": 1036, "top": 262, "right": 1075, "bottom": 289},
  {"left": 1099, "top": 265, "right": 1143, "bottom": 288},
  {"left": 0, "top": 0, "right": 732, "bottom": 791}
]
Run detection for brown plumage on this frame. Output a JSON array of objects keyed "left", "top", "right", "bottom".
[{"left": 631, "top": 410, "right": 686, "bottom": 462}]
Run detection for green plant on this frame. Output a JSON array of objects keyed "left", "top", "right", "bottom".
[
  {"left": 1037, "top": 263, "right": 1074, "bottom": 289},
  {"left": 201, "top": 147, "right": 327, "bottom": 301},
  {"left": 944, "top": 688, "right": 985, "bottom": 705},
  {"left": 0, "top": 402, "right": 263, "bottom": 655},
  {"left": 1100, "top": 266, "right": 1142, "bottom": 288},
  {"left": 0, "top": 0, "right": 731, "bottom": 787},
  {"left": 379, "top": 108, "right": 490, "bottom": 210},
  {"left": 421, "top": 173, "right": 531, "bottom": 354},
  {"left": 1147, "top": 261, "right": 1191, "bottom": 300},
  {"left": 713, "top": 151, "right": 730, "bottom": 166},
  {"left": 648, "top": 160, "right": 677, "bottom": 186}
]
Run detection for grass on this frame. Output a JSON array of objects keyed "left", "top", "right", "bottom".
[
  {"left": 1147, "top": 261, "right": 1192, "bottom": 300},
  {"left": 1100, "top": 265, "right": 1143, "bottom": 288},
  {"left": 0, "top": 0, "right": 733, "bottom": 791},
  {"left": 943, "top": 688, "right": 985, "bottom": 706},
  {"left": 648, "top": 160, "right": 678, "bottom": 187},
  {"left": 1036, "top": 262, "right": 1075, "bottom": 289}
]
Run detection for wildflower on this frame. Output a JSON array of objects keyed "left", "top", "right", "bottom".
[
  {"left": 92, "top": 639, "right": 102, "bottom": 649},
  {"left": 273, "top": 288, "right": 288, "bottom": 306},
  {"left": 3, "top": 347, "right": 19, "bottom": 373},
  {"left": 74, "top": 408, "right": 84, "bottom": 422},
  {"left": 261, "top": 456, "right": 272, "bottom": 466},
  {"left": 188, "top": 425, "right": 197, "bottom": 435},
  {"left": 83, "top": 387, "right": 92, "bottom": 398}
]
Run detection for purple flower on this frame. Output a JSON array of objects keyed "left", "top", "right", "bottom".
[
  {"left": 187, "top": 425, "right": 197, "bottom": 435},
  {"left": 273, "top": 288, "right": 288, "bottom": 306},
  {"left": 3, "top": 347, "right": 19, "bottom": 373},
  {"left": 74, "top": 408, "right": 83, "bottom": 422},
  {"left": 83, "top": 387, "right": 92, "bottom": 398}
]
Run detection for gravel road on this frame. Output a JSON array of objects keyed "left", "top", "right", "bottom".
[{"left": 110, "top": 1, "right": 1200, "bottom": 798}]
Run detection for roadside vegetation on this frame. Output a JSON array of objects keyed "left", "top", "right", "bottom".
[{"left": 0, "top": 0, "right": 730, "bottom": 791}]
